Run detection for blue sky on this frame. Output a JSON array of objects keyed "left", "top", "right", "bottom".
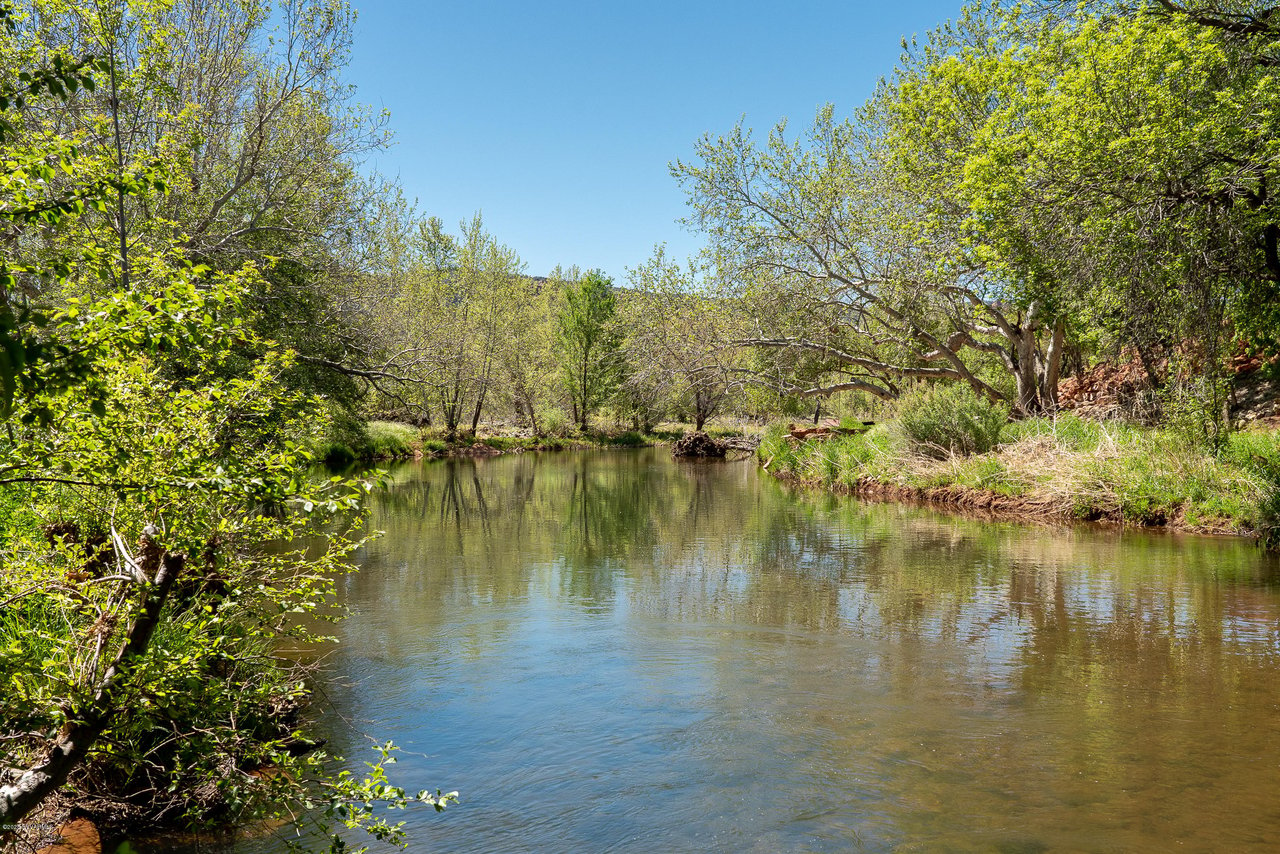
[{"left": 345, "top": 1, "right": 962, "bottom": 279}]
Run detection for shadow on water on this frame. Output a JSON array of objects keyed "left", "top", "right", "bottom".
[{"left": 131, "top": 448, "right": 1280, "bottom": 853}]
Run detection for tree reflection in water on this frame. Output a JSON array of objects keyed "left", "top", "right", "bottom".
[{"left": 291, "top": 448, "right": 1280, "bottom": 854}]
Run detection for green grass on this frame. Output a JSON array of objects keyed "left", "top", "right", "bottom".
[
  {"left": 758, "top": 415, "right": 1280, "bottom": 539},
  {"left": 479, "top": 436, "right": 538, "bottom": 451},
  {"left": 420, "top": 438, "right": 448, "bottom": 455},
  {"left": 595, "top": 430, "right": 648, "bottom": 447},
  {"left": 365, "top": 421, "right": 418, "bottom": 459}
]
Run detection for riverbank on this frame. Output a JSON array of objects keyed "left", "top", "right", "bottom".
[
  {"left": 320, "top": 421, "right": 757, "bottom": 465},
  {"left": 757, "top": 415, "right": 1280, "bottom": 545}
]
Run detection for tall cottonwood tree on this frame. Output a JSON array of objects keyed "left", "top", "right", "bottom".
[
  {"left": 390, "top": 214, "right": 526, "bottom": 436},
  {"left": 676, "top": 0, "right": 1280, "bottom": 424},
  {"left": 675, "top": 109, "right": 1065, "bottom": 415},
  {"left": 895, "top": 1, "right": 1280, "bottom": 438}
]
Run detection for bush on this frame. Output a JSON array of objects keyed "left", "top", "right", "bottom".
[
  {"left": 317, "top": 405, "right": 371, "bottom": 465},
  {"left": 420, "top": 438, "right": 448, "bottom": 455},
  {"left": 606, "top": 430, "right": 647, "bottom": 447},
  {"left": 537, "top": 406, "right": 572, "bottom": 438},
  {"left": 317, "top": 440, "right": 357, "bottom": 468},
  {"left": 896, "top": 383, "right": 1009, "bottom": 458},
  {"left": 1230, "top": 430, "right": 1280, "bottom": 547}
]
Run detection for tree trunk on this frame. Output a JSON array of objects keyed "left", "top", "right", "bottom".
[
  {"left": 0, "top": 540, "right": 183, "bottom": 826},
  {"left": 1040, "top": 317, "right": 1065, "bottom": 409},
  {"left": 470, "top": 384, "right": 487, "bottom": 433},
  {"left": 1013, "top": 322, "right": 1040, "bottom": 415}
]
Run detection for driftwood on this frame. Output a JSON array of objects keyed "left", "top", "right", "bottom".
[
  {"left": 671, "top": 432, "right": 761, "bottom": 458},
  {"left": 786, "top": 422, "right": 873, "bottom": 441},
  {"left": 671, "top": 431, "right": 726, "bottom": 458}
]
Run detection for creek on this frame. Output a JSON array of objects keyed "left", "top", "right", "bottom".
[{"left": 137, "top": 448, "right": 1280, "bottom": 852}]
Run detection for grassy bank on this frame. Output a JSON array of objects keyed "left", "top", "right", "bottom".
[
  {"left": 316, "top": 421, "right": 685, "bottom": 466},
  {"left": 758, "top": 414, "right": 1280, "bottom": 542}
]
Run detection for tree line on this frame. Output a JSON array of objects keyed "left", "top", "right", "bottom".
[
  {"left": 672, "top": 0, "right": 1280, "bottom": 446},
  {"left": 357, "top": 208, "right": 759, "bottom": 438},
  {"left": 3, "top": 0, "right": 1279, "bottom": 846}
]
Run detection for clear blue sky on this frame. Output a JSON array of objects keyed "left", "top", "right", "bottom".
[{"left": 344, "top": 1, "right": 962, "bottom": 279}]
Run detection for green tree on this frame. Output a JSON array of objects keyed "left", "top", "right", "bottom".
[
  {"left": 4, "top": 0, "right": 397, "bottom": 412},
  {"left": 555, "top": 269, "right": 622, "bottom": 430},
  {"left": 388, "top": 213, "right": 525, "bottom": 437},
  {"left": 892, "top": 2, "right": 1279, "bottom": 439},
  {"left": 0, "top": 18, "right": 452, "bottom": 846},
  {"left": 676, "top": 0, "right": 1280, "bottom": 430},
  {"left": 624, "top": 247, "right": 745, "bottom": 430}
]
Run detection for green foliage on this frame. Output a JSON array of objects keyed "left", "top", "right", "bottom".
[
  {"left": 677, "top": 0, "right": 1280, "bottom": 427},
  {"left": 537, "top": 405, "right": 572, "bottom": 438},
  {"left": 622, "top": 247, "right": 746, "bottom": 430},
  {"left": 1226, "top": 430, "right": 1280, "bottom": 549},
  {"left": 306, "top": 742, "right": 457, "bottom": 853},
  {"left": 896, "top": 383, "right": 1008, "bottom": 458},
  {"left": 420, "top": 438, "right": 448, "bottom": 455},
  {"left": 1159, "top": 364, "right": 1234, "bottom": 454},
  {"left": 0, "top": 7, "right": 450, "bottom": 843},
  {"left": 598, "top": 430, "right": 647, "bottom": 447},
  {"left": 386, "top": 213, "right": 528, "bottom": 435},
  {"left": 0, "top": 271, "right": 408, "bottom": 841},
  {"left": 760, "top": 411, "right": 1278, "bottom": 541},
  {"left": 555, "top": 270, "right": 623, "bottom": 430},
  {"left": 365, "top": 421, "right": 418, "bottom": 460},
  {"left": 1001, "top": 413, "right": 1110, "bottom": 452}
]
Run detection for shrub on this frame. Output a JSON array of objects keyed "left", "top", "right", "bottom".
[
  {"left": 1231, "top": 430, "right": 1280, "bottom": 547},
  {"left": 756, "top": 426, "right": 793, "bottom": 471},
  {"left": 318, "top": 405, "right": 371, "bottom": 464},
  {"left": 608, "top": 430, "right": 647, "bottom": 447},
  {"left": 366, "top": 421, "right": 418, "bottom": 459},
  {"left": 317, "top": 440, "right": 357, "bottom": 468},
  {"left": 537, "top": 406, "right": 572, "bottom": 438},
  {"left": 896, "top": 383, "right": 1009, "bottom": 458}
]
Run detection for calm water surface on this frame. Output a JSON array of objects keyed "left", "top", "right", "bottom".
[{"left": 153, "top": 448, "right": 1280, "bottom": 852}]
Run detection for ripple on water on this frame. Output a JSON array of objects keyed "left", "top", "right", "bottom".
[{"left": 194, "top": 450, "right": 1280, "bottom": 854}]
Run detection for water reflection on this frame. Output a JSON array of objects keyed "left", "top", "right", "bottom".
[{"left": 196, "top": 448, "right": 1280, "bottom": 853}]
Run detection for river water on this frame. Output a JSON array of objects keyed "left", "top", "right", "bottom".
[{"left": 152, "top": 448, "right": 1280, "bottom": 853}]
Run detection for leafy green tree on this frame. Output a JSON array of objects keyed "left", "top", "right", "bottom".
[
  {"left": 676, "top": 0, "right": 1280, "bottom": 430},
  {"left": 0, "top": 20, "right": 452, "bottom": 847},
  {"left": 500, "top": 272, "right": 561, "bottom": 436},
  {"left": 387, "top": 213, "right": 525, "bottom": 437},
  {"left": 624, "top": 247, "right": 745, "bottom": 430},
  {"left": 4, "top": 0, "right": 396, "bottom": 412},
  {"left": 673, "top": 106, "right": 1060, "bottom": 416},
  {"left": 555, "top": 269, "right": 622, "bottom": 430},
  {"left": 894, "top": 1, "right": 1278, "bottom": 439}
]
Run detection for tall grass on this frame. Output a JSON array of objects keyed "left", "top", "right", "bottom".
[
  {"left": 896, "top": 383, "right": 1008, "bottom": 457},
  {"left": 365, "top": 420, "right": 418, "bottom": 459}
]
